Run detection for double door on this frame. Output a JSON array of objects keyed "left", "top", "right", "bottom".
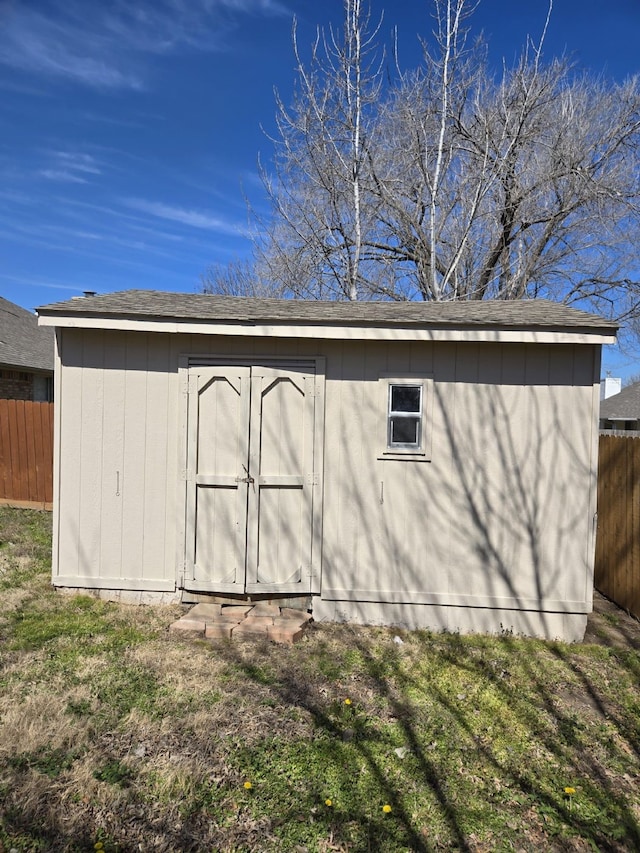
[{"left": 184, "top": 362, "right": 323, "bottom": 594}]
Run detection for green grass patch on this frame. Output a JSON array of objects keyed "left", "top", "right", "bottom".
[
  {"left": 0, "top": 506, "right": 52, "bottom": 587},
  {"left": 10, "top": 596, "right": 115, "bottom": 649},
  {"left": 94, "top": 758, "right": 134, "bottom": 788},
  {"left": 9, "top": 745, "right": 83, "bottom": 779},
  {"left": 0, "top": 507, "right": 638, "bottom": 851}
]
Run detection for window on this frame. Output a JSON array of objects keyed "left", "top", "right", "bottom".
[
  {"left": 388, "top": 384, "right": 422, "bottom": 448},
  {"left": 378, "top": 373, "right": 433, "bottom": 461}
]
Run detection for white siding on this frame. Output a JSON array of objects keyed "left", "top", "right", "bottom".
[
  {"left": 55, "top": 330, "right": 179, "bottom": 589},
  {"left": 319, "top": 340, "right": 599, "bottom": 624},
  {"left": 53, "top": 328, "right": 600, "bottom": 640}
]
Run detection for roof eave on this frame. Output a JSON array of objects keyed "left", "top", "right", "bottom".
[{"left": 37, "top": 312, "right": 618, "bottom": 345}]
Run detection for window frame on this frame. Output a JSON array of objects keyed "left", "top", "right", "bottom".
[
  {"left": 388, "top": 383, "right": 422, "bottom": 449},
  {"left": 377, "top": 373, "right": 433, "bottom": 462}
]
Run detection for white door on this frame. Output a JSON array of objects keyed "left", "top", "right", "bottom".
[{"left": 184, "top": 362, "right": 323, "bottom": 595}]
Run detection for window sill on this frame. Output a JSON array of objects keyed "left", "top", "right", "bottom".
[{"left": 377, "top": 451, "right": 431, "bottom": 462}]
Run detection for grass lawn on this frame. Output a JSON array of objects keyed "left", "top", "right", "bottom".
[{"left": 0, "top": 506, "right": 638, "bottom": 852}]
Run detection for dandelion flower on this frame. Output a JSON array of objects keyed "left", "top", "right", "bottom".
[
  {"left": 325, "top": 798, "right": 333, "bottom": 807},
  {"left": 344, "top": 698, "right": 352, "bottom": 706},
  {"left": 243, "top": 781, "right": 253, "bottom": 790},
  {"left": 382, "top": 804, "right": 392, "bottom": 813},
  {"left": 564, "top": 787, "right": 576, "bottom": 796}
]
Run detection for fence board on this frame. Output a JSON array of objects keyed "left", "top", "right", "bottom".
[
  {"left": 595, "top": 434, "right": 640, "bottom": 618},
  {"left": 25, "top": 402, "right": 38, "bottom": 502},
  {"left": 0, "top": 400, "right": 54, "bottom": 509},
  {"left": 43, "top": 401, "right": 53, "bottom": 503},
  {"left": 0, "top": 404, "right": 10, "bottom": 499}
]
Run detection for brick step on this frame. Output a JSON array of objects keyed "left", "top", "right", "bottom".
[{"left": 169, "top": 602, "right": 312, "bottom": 644}]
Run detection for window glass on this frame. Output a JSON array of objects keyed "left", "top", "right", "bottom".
[
  {"left": 390, "top": 416, "right": 419, "bottom": 445},
  {"left": 390, "top": 385, "right": 421, "bottom": 413}
]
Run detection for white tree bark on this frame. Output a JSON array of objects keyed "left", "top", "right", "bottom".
[{"left": 253, "top": 0, "right": 384, "bottom": 301}]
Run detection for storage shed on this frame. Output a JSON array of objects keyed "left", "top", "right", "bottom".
[{"left": 37, "top": 292, "right": 617, "bottom": 641}]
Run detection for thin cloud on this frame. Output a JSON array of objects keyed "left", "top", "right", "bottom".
[
  {"left": 1, "top": 222, "right": 186, "bottom": 269},
  {"left": 0, "top": 273, "right": 82, "bottom": 294},
  {"left": 80, "top": 111, "right": 146, "bottom": 129},
  {"left": 53, "top": 152, "right": 102, "bottom": 175},
  {"left": 0, "top": 6, "right": 143, "bottom": 89},
  {"left": 32, "top": 221, "right": 187, "bottom": 256},
  {"left": 122, "top": 197, "right": 247, "bottom": 235},
  {"left": 38, "top": 169, "right": 88, "bottom": 184},
  {"left": 58, "top": 197, "right": 240, "bottom": 252},
  {"left": 38, "top": 150, "right": 103, "bottom": 183},
  {"left": 0, "top": 0, "right": 290, "bottom": 90}
]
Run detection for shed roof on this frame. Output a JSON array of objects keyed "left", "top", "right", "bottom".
[
  {"left": 0, "top": 297, "right": 54, "bottom": 373},
  {"left": 599, "top": 381, "right": 640, "bottom": 420},
  {"left": 38, "top": 290, "right": 617, "bottom": 334}
]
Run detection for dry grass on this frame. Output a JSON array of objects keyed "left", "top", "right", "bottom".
[{"left": 0, "top": 506, "right": 639, "bottom": 852}]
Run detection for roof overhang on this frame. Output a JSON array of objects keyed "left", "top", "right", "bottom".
[
  {"left": 37, "top": 291, "right": 619, "bottom": 345},
  {"left": 37, "top": 314, "right": 617, "bottom": 345}
]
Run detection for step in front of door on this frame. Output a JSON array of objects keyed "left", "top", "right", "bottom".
[{"left": 169, "top": 602, "right": 313, "bottom": 645}]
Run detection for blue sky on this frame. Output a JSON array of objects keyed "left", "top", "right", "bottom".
[{"left": 1, "top": 0, "right": 639, "bottom": 377}]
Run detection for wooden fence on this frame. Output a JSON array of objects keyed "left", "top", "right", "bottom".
[
  {"left": 0, "top": 400, "right": 54, "bottom": 509},
  {"left": 594, "top": 434, "right": 640, "bottom": 619}
]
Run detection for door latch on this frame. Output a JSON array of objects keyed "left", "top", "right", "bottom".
[{"left": 238, "top": 464, "right": 255, "bottom": 489}]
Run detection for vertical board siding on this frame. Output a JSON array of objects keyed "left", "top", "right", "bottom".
[
  {"left": 324, "top": 339, "right": 597, "bottom": 614},
  {"left": 0, "top": 399, "right": 54, "bottom": 507},
  {"left": 57, "top": 331, "right": 326, "bottom": 590},
  {"left": 54, "top": 328, "right": 599, "bottom": 616},
  {"left": 120, "top": 333, "right": 149, "bottom": 580},
  {"left": 57, "top": 329, "right": 178, "bottom": 586},
  {"left": 99, "top": 331, "right": 126, "bottom": 579},
  {"left": 143, "top": 334, "right": 172, "bottom": 580},
  {"left": 81, "top": 331, "right": 106, "bottom": 579},
  {"left": 58, "top": 333, "right": 84, "bottom": 576},
  {"left": 595, "top": 435, "right": 640, "bottom": 618}
]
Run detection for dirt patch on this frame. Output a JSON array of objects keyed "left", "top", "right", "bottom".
[{"left": 583, "top": 590, "right": 640, "bottom": 651}]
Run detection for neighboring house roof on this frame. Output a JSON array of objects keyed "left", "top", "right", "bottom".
[
  {"left": 37, "top": 290, "right": 618, "bottom": 334},
  {"left": 599, "top": 381, "right": 640, "bottom": 421},
  {"left": 0, "top": 297, "right": 54, "bottom": 373}
]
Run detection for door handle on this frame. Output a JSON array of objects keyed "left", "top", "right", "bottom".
[{"left": 238, "top": 464, "right": 255, "bottom": 487}]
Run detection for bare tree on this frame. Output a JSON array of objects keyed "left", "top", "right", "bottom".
[
  {"left": 205, "top": 0, "right": 640, "bottom": 322},
  {"left": 254, "top": 0, "right": 386, "bottom": 301},
  {"left": 201, "top": 258, "right": 285, "bottom": 298},
  {"left": 367, "top": 0, "right": 488, "bottom": 300},
  {"left": 368, "top": 0, "right": 640, "bottom": 311}
]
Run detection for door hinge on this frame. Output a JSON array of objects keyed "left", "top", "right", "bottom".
[
  {"left": 305, "top": 473, "right": 318, "bottom": 485},
  {"left": 182, "top": 469, "right": 192, "bottom": 481}
]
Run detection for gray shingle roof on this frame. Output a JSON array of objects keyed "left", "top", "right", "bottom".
[
  {"left": 0, "top": 297, "right": 54, "bottom": 373},
  {"left": 600, "top": 382, "right": 640, "bottom": 420},
  {"left": 37, "top": 290, "right": 618, "bottom": 333}
]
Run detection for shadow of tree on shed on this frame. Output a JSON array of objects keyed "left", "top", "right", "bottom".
[{"left": 4, "top": 338, "right": 639, "bottom": 850}]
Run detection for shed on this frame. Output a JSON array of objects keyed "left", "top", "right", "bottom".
[{"left": 37, "top": 291, "right": 617, "bottom": 641}]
